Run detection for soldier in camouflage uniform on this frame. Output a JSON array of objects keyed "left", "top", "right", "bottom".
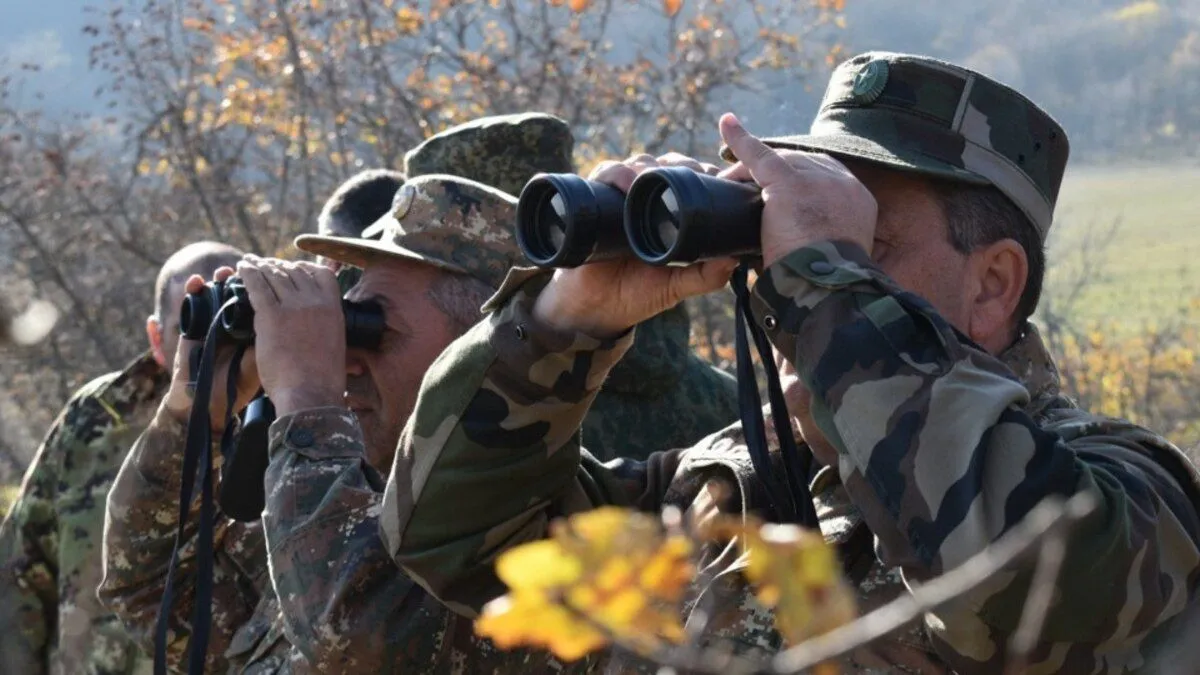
[
  {"left": 0, "top": 241, "right": 243, "bottom": 675},
  {"left": 405, "top": 112, "right": 739, "bottom": 460},
  {"left": 100, "top": 113, "right": 735, "bottom": 672},
  {"left": 374, "top": 52, "right": 1200, "bottom": 674}
]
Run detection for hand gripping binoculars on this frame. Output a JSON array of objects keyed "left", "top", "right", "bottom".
[
  {"left": 178, "top": 276, "right": 385, "bottom": 522},
  {"left": 515, "top": 166, "right": 764, "bottom": 268},
  {"left": 180, "top": 276, "right": 386, "bottom": 348}
]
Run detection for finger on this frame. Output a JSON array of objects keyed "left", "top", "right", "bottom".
[
  {"left": 236, "top": 260, "right": 281, "bottom": 308},
  {"left": 625, "top": 152, "right": 657, "bottom": 165},
  {"left": 183, "top": 274, "right": 207, "bottom": 294},
  {"left": 298, "top": 261, "right": 340, "bottom": 299},
  {"left": 666, "top": 258, "right": 738, "bottom": 302},
  {"left": 257, "top": 258, "right": 302, "bottom": 294},
  {"left": 586, "top": 160, "right": 623, "bottom": 180},
  {"left": 655, "top": 152, "right": 705, "bottom": 172},
  {"left": 717, "top": 162, "right": 751, "bottom": 183},
  {"left": 275, "top": 259, "right": 317, "bottom": 293},
  {"left": 213, "top": 266, "right": 236, "bottom": 283},
  {"left": 591, "top": 162, "right": 638, "bottom": 194},
  {"left": 718, "top": 113, "right": 794, "bottom": 188},
  {"left": 699, "top": 162, "right": 721, "bottom": 176}
]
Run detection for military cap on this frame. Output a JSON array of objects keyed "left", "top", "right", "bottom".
[
  {"left": 404, "top": 112, "right": 574, "bottom": 196},
  {"left": 295, "top": 174, "right": 521, "bottom": 289},
  {"left": 720, "top": 51, "right": 1069, "bottom": 239}
]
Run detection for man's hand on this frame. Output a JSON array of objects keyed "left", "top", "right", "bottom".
[
  {"left": 236, "top": 255, "right": 346, "bottom": 417},
  {"left": 161, "top": 267, "right": 261, "bottom": 432},
  {"left": 717, "top": 113, "right": 878, "bottom": 267},
  {"left": 532, "top": 152, "right": 738, "bottom": 338}
]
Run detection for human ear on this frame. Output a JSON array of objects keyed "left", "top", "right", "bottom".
[{"left": 966, "top": 239, "right": 1027, "bottom": 353}]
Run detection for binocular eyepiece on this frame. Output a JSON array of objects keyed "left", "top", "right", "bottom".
[
  {"left": 180, "top": 277, "right": 386, "bottom": 349},
  {"left": 515, "top": 166, "right": 763, "bottom": 268}
]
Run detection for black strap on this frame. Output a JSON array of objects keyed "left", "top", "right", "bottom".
[
  {"left": 154, "top": 299, "right": 246, "bottom": 675},
  {"left": 729, "top": 263, "right": 818, "bottom": 528}
]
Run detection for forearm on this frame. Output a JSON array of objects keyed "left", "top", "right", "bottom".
[
  {"left": 753, "top": 240, "right": 1200, "bottom": 647},
  {"left": 381, "top": 273, "right": 637, "bottom": 614},
  {"left": 100, "top": 406, "right": 261, "bottom": 672}
]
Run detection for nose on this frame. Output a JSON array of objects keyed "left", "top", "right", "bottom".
[{"left": 345, "top": 348, "right": 366, "bottom": 377}]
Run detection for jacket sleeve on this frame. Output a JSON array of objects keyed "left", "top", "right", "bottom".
[
  {"left": 0, "top": 414, "right": 64, "bottom": 675},
  {"left": 380, "top": 273, "right": 685, "bottom": 616},
  {"left": 99, "top": 409, "right": 267, "bottom": 673},
  {"left": 750, "top": 240, "right": 1200, "bottom": 672},
  {"left": 261, "top": 407, "right": 448, "bottom": 671}
]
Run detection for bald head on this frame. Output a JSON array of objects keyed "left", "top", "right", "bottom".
[{"left": 149, "top": 241, "right": 244, "bottom": 367}]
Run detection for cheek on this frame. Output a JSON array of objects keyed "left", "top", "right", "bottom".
[{"left": 881, "top": 251, "right": 972, "bottom": 326}]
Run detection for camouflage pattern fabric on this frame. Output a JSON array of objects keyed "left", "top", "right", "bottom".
[
  {"left": 380, "top": 240, "right": 1200, "bottom": 674},
  {"left": 0, "top": 351, "right": 168, "bottom": 675},
  {"left": 403, "top": 112, "right": 574, "bottom": 197},
  {"left": 719, "top": 50, "right": 1069, "bottom": 238},
  {"left": 99, "top": 406, "right": 272, "bottom": 673}
]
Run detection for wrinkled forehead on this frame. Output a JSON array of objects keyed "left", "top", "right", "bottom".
[{"left": 342, "top": 255, "right": 450, "bottom": 303}]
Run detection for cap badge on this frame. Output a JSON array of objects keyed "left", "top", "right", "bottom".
[
  {"left": 391, "top": 183, "right": 416, "bottom": 220},
  {"left": 850, "top": 59, "right": 889, "bottom": 105}
]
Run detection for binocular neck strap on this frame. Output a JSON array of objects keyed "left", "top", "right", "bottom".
[
  {"left": 154, "top": 299, "right": 248, "bottom": 675},
  {"left": 730, "top": 263, "right": 819, "bottom": 528}
]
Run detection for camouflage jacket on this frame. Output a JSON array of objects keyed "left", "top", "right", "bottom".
[
  {"left": 99, "top": 406, "right": 272, "bottom": 674},
  {"left": 0, "top": 351, "right": 169, "bottom": 675},
  {"left": 582, "top": 304, "right": 738, "bottom": 461},
  {"left": 97, "top": 343, "right": 731, "bottom": 673},
  {"left": 381, "top": 240, "right": 1200, "bottom": 674}
]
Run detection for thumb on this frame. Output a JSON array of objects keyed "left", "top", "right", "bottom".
[{"left": 718, "top": 113, "right": 791, "bottom": 188}]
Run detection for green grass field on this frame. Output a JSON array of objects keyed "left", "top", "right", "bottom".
[{"left": 1046, "top": 163, "right": 1200, "bottom": 328}]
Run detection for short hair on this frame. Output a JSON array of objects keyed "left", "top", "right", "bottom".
[
  {"left": 931, "top": 181, "right": 1046, "bottom": 326},
  {"left": 317, "top": 169, "right": 406, "bottom": 237},
  {"left": 154, "top": 241, "right": 245, "bottom": 324},
  {"left": 426, "top": 273, "right": 496, "bottom": 336}
]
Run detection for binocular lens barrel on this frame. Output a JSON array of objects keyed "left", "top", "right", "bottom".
[
  {"left": 343, "top": 301, "right": 385, "bottom": 350},
  {"left": 180, "top": 280, "right": 224, "bottom": 341},
  {"left": 179, "top": 277, "right": 385, "bottom": 348},
  {"left": 515, "top": 174, "right": 631, "bottom": 268},
  {"left": 625, "top": 167, "right": 763, "bottom": 266}
]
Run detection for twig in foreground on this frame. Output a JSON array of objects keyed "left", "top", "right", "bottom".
[{"left": 1004, "top": 510, "right": 1072, "bottom": 674}]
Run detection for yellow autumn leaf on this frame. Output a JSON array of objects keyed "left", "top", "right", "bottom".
[
  {"left": 569, "top": 0, "right": 589, "bottom": 11},
  {"left": 496, "top": 539, "right": 583, "bottom": 590},
  {"left": 701, "top": 514, "right": 858, "bottom": 647},
  {"left": 663, "top": 0, "right": 683, "bottom": 18},
  {"left": 476, "top": 507, "right": 695, "bottom": 661}
]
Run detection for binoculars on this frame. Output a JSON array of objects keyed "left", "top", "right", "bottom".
[
  {"left": 180, "top": 277, "right": 386, "bottom": 349},
  {"left": 515, "top": 166, "right": 763, "bottom": 268}
]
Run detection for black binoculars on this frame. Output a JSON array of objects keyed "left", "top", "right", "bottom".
[
  {"left": 515, "top": 166, "right": 764, "bottom": 268},
  {"left": 180, "top": 277, "right": 386, "bottom": 349}
]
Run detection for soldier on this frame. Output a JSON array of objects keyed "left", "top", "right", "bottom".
[
  {"left": 375, "top": 52, "right": 1200, "bottom": 673},
  {"left": 404, "top": 112, "right": 739, "bottom": 460},
  {"left": 0, "top": 241, "right": 243, "bottom": 675},
  {"left": 100, "top": 113, "right": 735, "bottom": 672}
]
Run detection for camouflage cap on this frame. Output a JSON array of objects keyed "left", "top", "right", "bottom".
[
  {"left": 404, "top": 112, "right": 574, "bottom": 196},
  {"left": 294, "top": 174, "right": 520, "bottom": 288},
  {"left": 719, "top": 51, "right": 1070, "bottom": 239}
]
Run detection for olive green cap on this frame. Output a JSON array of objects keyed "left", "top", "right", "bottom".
[{"left": 720, "top": 51, "right": 1070, "bottom": 239}]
